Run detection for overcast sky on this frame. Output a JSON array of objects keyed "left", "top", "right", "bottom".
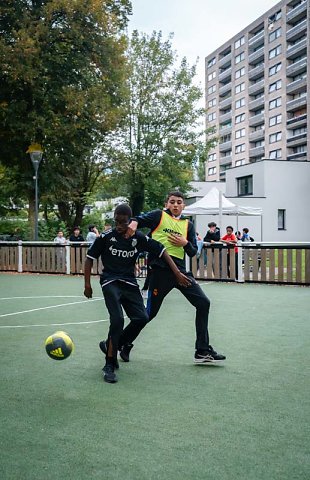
[{"left": 129, "top": 0, "right": 280, "bottom": 88}]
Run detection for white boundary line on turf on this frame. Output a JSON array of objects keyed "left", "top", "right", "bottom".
[
  {"left": 0, "top": 298, "right": 102, "bottom": 318},
  {"left": 0, "top": 296, "right": 102, "bottom": 300},
  {"left": 0, "top": 318, "right": 109, "bottom": 329}
]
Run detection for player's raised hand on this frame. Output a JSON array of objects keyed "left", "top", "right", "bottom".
[{"left": 124, "top": 220, "right": 138, "bottom": 239}]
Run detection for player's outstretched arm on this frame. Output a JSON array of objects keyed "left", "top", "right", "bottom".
[
  {"left": 161, "top": 251, "right": 191, "bottom": 287},
  {"left": 84, "top": 257, "right": 93, "bottom": 298}
]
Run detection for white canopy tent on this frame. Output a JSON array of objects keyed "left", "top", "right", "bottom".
[{"left": 183, "top": 187, "right": 263, "bottom": 238}]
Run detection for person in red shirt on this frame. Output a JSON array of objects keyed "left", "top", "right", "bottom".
[{"left": 221, "top": 226, "right": 237, "bottom": 278}]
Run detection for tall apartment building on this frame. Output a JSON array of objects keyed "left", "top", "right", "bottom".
[{"left": 205, "top": 0, "right": 309, "bottom": 181}]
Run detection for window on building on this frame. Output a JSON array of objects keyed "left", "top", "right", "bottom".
[
  {"left": 208, "top": 84, "right": 216, "bottom": 94},
  {"left": 269, "top": 27, "right": 281, "bottom": 42},
  {"left": 237, "top": 175, "right": 253, "bottom": 196},
  {"left": 269, "top": 114, "right": 282, "bottom": 126},
  {"left": 208, "top": 112, "right": 216, "bottom": 121},
  {"left": 208, "top": 167, "right": 217, "bottom": 175},
  {"left": 235, "top": 36, "right": 245, "bottom": 49},
  {"left": 235, "top": 82, "right": 245, "bottom": 94},
  {"left": 235, "top": 144, "right": 245, "bottom": 154},
  {"left": 269, "top": 97, "right": 281, "bottom": 110},
  {"left": 208, "top": 98, "right": 217, "bottom": 107},
  {"left": 207, "top": 57, "right": 216, "bottom": 68},
  {"left": 208, "top": 71, "right": 216, "bottom": 81},
  {"left": 278, "top": 209, "right": 286, "bottom": 230},
  {"left": 269, "top": 132, "right": 282, "bottom": 143},
  {"left": 235, "top": 52, "right": 245, "bottom": 64},
  {"left": 235, "top": 128, "right": 245, "bottom": 139},
  {"left": 235, "top": 98, "right": 245, "bottom": 109},
  {"left": 269, "top": 10, "right": 282, "bottom": 24},
  {"left": 269, "top": 45, "right": 281, "bottom": 59},
  {"left": 269, "top": 62, "right": 282, "bottom": 76},
  {"left": 292, "top": 145, "right": 307, "bottom": 153},
  {"left": 253, "top": 140, "right": 264, "bottom": 147},
  {"left": 235, "top": 113, "right": 245, "bottom": 124},
  {"left": 269, "top": 149, "right": 282, "bottom": 159},
  {"left": 235, "top": 67, "right": 245, "bottom": 79},
  {"left": 235, "top": 159, "right": 246, "bottom": 167},
  {"left": 208, "top": 153, "right": 217, "bottom": 162},
  {"left": 269, "top": 79, "right": 282, "bottom": 92}
]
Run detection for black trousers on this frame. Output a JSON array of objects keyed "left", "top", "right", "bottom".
[
  {"left": 102, "top": 281, "right": 148, "bottom": 363},
  {"left": 120, "top": 269, "right": 211, "bottom": 351}
]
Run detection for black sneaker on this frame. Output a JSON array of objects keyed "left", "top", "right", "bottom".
[
  {"left": 119, "top": 343, "right": 134, "bottom": 362},
  {"left": 102, "top": 363, "right": 117, "bottom": 383},
  {"left": 194, "top": 346, "right": 226, "bottom": 364},
  {"left": 99, "top": 341, "right": 119, "bottom": 369}
]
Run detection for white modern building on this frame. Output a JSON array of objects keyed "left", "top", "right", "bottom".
[{"left": 186, "top": 159, "right": 310, "bottom": 242}]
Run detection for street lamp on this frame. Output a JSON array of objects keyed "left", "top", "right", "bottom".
[{"left": 26, "top": 144, "right": 44, "bottom": 241}]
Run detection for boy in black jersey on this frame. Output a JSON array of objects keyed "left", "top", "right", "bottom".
[{"left": 84, "top": 204, "right": 190, "bottom": 384}]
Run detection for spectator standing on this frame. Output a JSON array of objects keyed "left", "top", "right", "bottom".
[
  {"left": 241, "top": 228, "right": 253, "bottom": 242},
  {"left": 86, "top": 225, "right": 99, "bottom": 244},
  {"left": 54, "top": 230, "right": 67, "bottom": 245},
  {"left": 203, "top": 222, "right": 220, "bottom": 268},
  {"left": 221, "top": 226, "right": 237, "bottom": 278},
  {"left": 69, "top": 227, "right": 84, "bottom": 242}
]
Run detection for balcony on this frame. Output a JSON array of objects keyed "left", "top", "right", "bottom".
[
  {"left": 287, "top": 133, "right": 307, "bottom": 147},
  {"left": 286, "top": 37, "right": 307, "bottom": 60},
  {"left": 286, "top": 19, "right": 307, "bottom": 42},
  {"left": 219, "top": 155, "right": 232, "bottom": 166},
  {"left": 248, "top": 46, "right": 265, "bottom": 65},
  {"left": 218, "top": 67, "right": 232, "bottom": 82},
  {"left": 249, "top": 96, "right": 265, "bottom": 111},
  {"left": 218, "top": 53, "right": 232, "bottom": 68},
  {"left": 249, "top": 129, "right": 265, "bottom": 142},
  {"left": 287, "top": 1, "right": 307, "bottom": 24},
  {"left": 219, "top": 82, "right": 231, "bottom": 96},
  {"left": 219, "top": 111, "right": 232, "bottom": 123},
  {"left": 286, "top": 95, "right": 307, "bottom": 112},
  {"left": 286, "top": 57, "right": 307, "bottom": 76},
  {"left": 219, "top": 124, "right": 232, "bottom": 136},
  {"left": 219, "top": 141, "right": 232, "bottom": 152},
  {"left": 286, "top": 76, "right": 307, "bottom": 94},
  {"left": 248, "top": 63, "right": 265, "bottom": 80},
  {"left": 287, "top": 151, "right": 307, "bottom": 160},
  {"left": 248, "top": 29, "right": 264, "bottom": 47},
  {"left": 249, "top": 146, "right": 265, "bottom": 157},
  {"left": 249, "top": 112, "right": 265, "bottom": 127},
  {"left": 248, "top": 78, "right": 265, "bottom": 96},
  {"left": 286, "top": 113, "right": 307, "bottom": 127},
  {"left": 219, "top": 96, "right": 232, "bottom": 109}
]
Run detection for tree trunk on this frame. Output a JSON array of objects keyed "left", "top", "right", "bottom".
[
  {"left": 130, "top": 186, "right": 145, "bottom": 216},
  {"left": 73, "top": 202, "right": 85, "bottom": 230},
  {"left": 57, "top": 201, "right": 72, "bottom": 228}
]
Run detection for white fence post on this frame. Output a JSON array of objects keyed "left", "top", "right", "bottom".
[
  {"left": 65, "top": 244, "right": 71, "bottom": 275},
  {"left": 237, "top": 242, "right": 244, "bottom": 283},
  {"left": 18, "top": 240, "right": 23, "bottom": 273}
]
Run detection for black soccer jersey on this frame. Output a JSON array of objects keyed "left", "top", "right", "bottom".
[{"left": 86, "top": 229, "right": 165, "bottom": 287}]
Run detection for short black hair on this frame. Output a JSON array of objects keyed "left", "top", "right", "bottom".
[
  {"left": 208, "top": 222, "right": 217, "bottom": 228},
  {"left": 88, "top": 224, "right": 95, "bottom": 231},
  {"left": 114, "top": 203, "right": 132, "bottom": 217},
  {"left": 243, "top": 228, "right": 249, "bottom": 233},
  {"left": 166, "top": 190, "right": 184, "bottom": 201},
  {"left": 226, "top": 225, "right": 234, "bottom": 231}
]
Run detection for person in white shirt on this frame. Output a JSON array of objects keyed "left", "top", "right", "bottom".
[{"left": 86, "top": 225, "right": 100, "bottom": 244}]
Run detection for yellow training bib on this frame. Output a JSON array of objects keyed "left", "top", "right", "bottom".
[{"left": 152, "top": 211, "right": 188, "bottom": 260}]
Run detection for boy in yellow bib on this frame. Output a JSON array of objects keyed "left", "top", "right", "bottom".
[{"left": 119, "top": 191, "right": 226, "bottom": 364}]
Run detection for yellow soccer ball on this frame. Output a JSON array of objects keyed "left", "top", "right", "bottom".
[{"left": 45, "top": 331, "right": 74, "bottom": 360}]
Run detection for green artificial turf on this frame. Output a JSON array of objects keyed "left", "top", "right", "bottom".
[{"left": 0, "top": 273, "right": 309, "bottom": 480}]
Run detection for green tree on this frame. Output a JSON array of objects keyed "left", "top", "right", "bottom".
[
  {"left": 0, "top": 0, "right": 131, "bottom": 234},
  {"left": 103, "top": 30, "right": 216, "bottom": 215}
]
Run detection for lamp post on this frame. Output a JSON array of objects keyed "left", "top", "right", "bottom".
[{"left": 27, "top": 144, "right": 43, "bottom": 241}]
